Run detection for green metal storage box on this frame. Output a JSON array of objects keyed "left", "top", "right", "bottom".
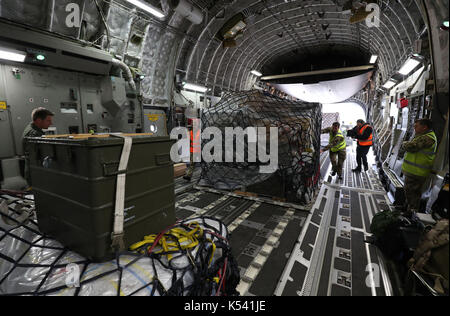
[{"left": 27, "top": 134, "right": 176, "bottom": 262}]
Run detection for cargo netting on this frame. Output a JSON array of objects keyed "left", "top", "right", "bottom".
[
  {"left": 0, "top": 195, "right": 240, "bottom": 296},
  {"left": 199, "top": 90, "right": 322, "bottom": 204}
]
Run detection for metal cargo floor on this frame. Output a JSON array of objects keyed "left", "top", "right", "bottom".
[
  {"left": 175, "top": 145, "right": 395, "bottom": 296},
  {"left": 175, "top": 185, "right": 310, "bottom": 296},
  {"left": 275, "top": 146, "right": 394, "bottom": 296}
]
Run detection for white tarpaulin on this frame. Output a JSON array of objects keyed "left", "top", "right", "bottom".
[
  {"left": 273, "top": 71, "right": 372, "bottom": 104},
  {"left": 0, "top": 196, "right": 234, "bottom": 296}
]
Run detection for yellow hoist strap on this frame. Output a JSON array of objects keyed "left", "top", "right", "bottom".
[{"left": 129, "top": 222, "right": 216, "bottom": 265}]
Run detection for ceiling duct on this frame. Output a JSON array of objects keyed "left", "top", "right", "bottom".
[
  {"left": 101, "top": 76, "right": 128, "bottom": 116},
  {"left": 169, "top": 0, "right": 203, "bottom": 25},
  {"left": 0, "top": 21, "right": 112, "bottom": 75}
]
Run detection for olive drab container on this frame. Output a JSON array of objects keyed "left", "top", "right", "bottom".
[{"left": 27, "top": 134, "right": 176, "bottom": 262}]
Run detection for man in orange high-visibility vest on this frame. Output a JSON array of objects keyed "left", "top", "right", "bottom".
[
  {"left": 350, "top": 119, "right": 373, "bottom": 172},
  {"left": 184, "top": 119, "right": 201, "bottom": 182}
]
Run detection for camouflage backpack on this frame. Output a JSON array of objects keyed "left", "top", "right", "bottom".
[
  {"left": 408, "top": 219, "right": 449, "bottom": 295},
  {"left": 370, "top": 209, "right": 403, "bottom": 238},
  {"left": 370, "top": 209, "right": 424, "bottom": 261}
]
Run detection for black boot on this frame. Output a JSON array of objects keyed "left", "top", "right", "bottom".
[
  {"left": 352, "top": 167, "right": 361, "bottom": 173},
  {"left": 331, "top": 171, "right": 337, "bottom": 176},
  {"left": 183, "top": 175, "right": 192, "bottom": 182}
]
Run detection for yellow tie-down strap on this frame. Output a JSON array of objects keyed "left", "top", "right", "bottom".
[{"left": 130, "top": 222, "right": 216, "bottom": 266}]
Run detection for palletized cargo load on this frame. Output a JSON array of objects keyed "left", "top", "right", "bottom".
[
  {"left": 26, "top": 134, "right": 177, "bottom": 262},
  {"left": 199, "top": 91, "right": 322, "bottom": 204}
]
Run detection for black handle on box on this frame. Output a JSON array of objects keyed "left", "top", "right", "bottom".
[
  {"left": 102, "top": 162, "right": 126, "bottom": 177},
  {"left": 155, "top": 154, "right": 171, "bottom": 166}
]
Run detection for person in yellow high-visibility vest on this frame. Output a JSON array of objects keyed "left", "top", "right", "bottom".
[
  {"left": 321, "top": 122, "right": 347, "bottom": 180},
  {"left": 401, "top": 118, "right": 437, "bottom": 215}
]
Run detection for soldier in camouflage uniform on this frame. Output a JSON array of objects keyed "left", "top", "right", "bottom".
[
  {"left": 22, "top": 108, "right": 54, "bottom": 186},
  {"left": 401, "top": 118, "right": 437, "bottom": 215},
  {"left": 321, "top": 122, "right": 347, "bottom": 180}
]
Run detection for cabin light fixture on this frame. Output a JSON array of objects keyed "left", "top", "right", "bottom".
[
  {"left": 441, "top": 19, "right": 449, "bottom": 31},
  {"left": 382, "top": 79, "right": 397, "bottom": 89},
  {"left": 370, "top": 55, "right": 378, "bottom": 64},
  {"left": 223, "top": 20, "right": 246, "bottom": 39},
  {"left": 398, "top": 55, "right": 422, "bottom": 76},
  {"left": 35, "top": 54, "right": 46, "bottom": 61},
  {"left": 126, "top": 0, "right": 165, "bottom": 19},
  {"left": 251, "top": 70, "right": 262, "bottom": 77},
  {"left": 0, "top": 47, "right": 26, "bottom": 63},
  {"left": 26, "top": 48, "right": 47, "bottom": 62},
  {"left": 149, "top": 124, "right": 158, "bottom": 133},
  {"left": 217, "top": 13, "right": 247, "bottom": 48},
  {"left": 182, "top": 82, "right": 208, "bottom": 93}
]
